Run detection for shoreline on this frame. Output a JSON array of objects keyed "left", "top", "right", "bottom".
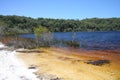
[
  {"left": 1, "top": 41, "right": 120, "bottom": 80},
  {"left": 0, "top": 43, "right": 39, "bottom": 80},
  {"left": 17, "top": 47, "right": 120, "bottom": 80}
]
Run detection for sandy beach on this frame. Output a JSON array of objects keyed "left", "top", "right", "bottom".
[
  {"left": 0, "top": 41, "right": 120, "bottom": 80},
  {"left": 17, "top": 47, "right": 120, "bottom": 80},
  {"left": 0, "top": 43, "right": 39, "bottom": 80}
]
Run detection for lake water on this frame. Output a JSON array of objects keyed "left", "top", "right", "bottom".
[{"left": 19, "top": 31, "right": 120, "bottom": 50}]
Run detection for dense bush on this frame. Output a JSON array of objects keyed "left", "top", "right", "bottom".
[
  {"left": 0, "top": 15, "right": 120, "bottom": 35},
  {"left": 65, "top": 41, "right": 80, "bottom": 48}
]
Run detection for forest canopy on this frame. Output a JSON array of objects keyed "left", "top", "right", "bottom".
[{"left": 0, "top": 15, "right": 120, "bottom": 35}]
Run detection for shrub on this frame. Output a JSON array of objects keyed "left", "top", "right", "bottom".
[
  {"left": 1, "top": 36, "right": 37, "bottom": 49},
  {"left": 65, "top": 40, "right": 80, "bottom": 48},
  {"left": 33, "top": 25, "right": 53, "bottom": 47}
]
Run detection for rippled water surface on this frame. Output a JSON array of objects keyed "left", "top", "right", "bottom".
[{"left": 19, "top": 31, "right": 120, "bottom": 50}]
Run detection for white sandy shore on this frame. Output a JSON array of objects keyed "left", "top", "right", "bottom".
[{"left": 0, "top": 42, "right": 39, "bottom": 80}]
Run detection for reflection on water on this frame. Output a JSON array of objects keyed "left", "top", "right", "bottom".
[{"left": 19, "top": 31, "right": 120, "bottom": 50}]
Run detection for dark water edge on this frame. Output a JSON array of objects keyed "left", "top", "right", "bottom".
[{"left": 7, "top": 31, "right": 118, "bottom": 51}]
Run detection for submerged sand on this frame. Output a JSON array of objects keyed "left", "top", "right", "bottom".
[{"left": 17, "top": 48, "right": 120, "bottom": 80}]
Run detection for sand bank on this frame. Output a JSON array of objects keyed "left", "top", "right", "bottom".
[
  {"left": 0, "top": 43, "right": 39, "bottom": 80},
  {"left": 17, "top": 47, "right": 120, "bottom": 80}
]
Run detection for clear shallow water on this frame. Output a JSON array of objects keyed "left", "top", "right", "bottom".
[{"left": 19, "top": 31, "right": 120, "bottom": 50}]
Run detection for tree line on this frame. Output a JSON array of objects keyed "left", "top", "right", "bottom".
[{"left": 0, "top": 15, "right": 120, "bottom": 35}]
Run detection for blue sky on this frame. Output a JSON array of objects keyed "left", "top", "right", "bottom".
[{"left": 0, "top": 0, "right": 120, "bottom": 19}]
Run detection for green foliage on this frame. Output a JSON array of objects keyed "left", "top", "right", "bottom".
[
  {"left": 33, "top": 25, "right": 53, "bottom": 47},
  {"left": 33, "top": 25, "right": 48, "bottom": 38},
  {"left": 0, "top": 15, "right": 37, "bottom": 35},
  {"left": 0, "top": 15, "right": 120, "bottom": 35},
  {"left": 0, "top": 21, "right": 7, "bottom": 35}
]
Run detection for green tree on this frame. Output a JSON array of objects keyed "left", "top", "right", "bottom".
[
  {"left": 0, "top": 15, "right": 120, "bottom": 34},
  {"left": 33, "top": 25, "right": 53, "bottom": 47},
  {"left": 33, "top": 25, "right": 48, "bottom": 38},
  {"left": 0, "top": 21, "right": 7, "bottom": 35}
]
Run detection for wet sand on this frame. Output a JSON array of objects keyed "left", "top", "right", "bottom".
[{"left": 17, "top": 48, "right": 120, "bottom": 80}]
